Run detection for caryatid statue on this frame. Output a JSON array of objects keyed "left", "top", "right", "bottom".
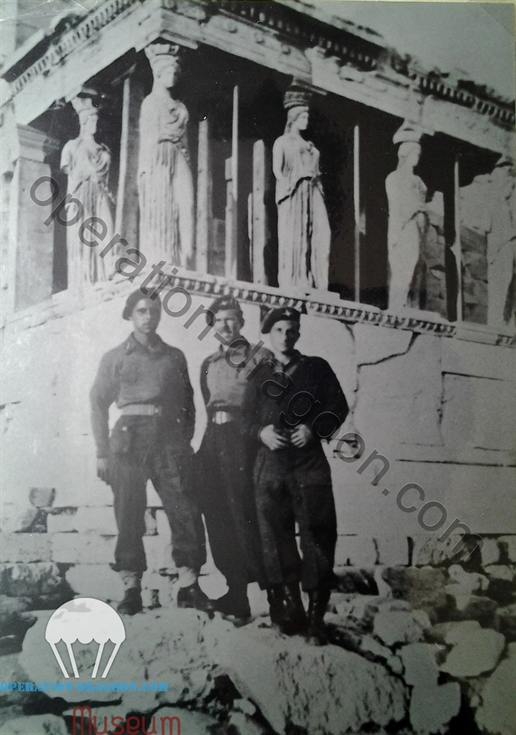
[
  {"left": 487, "top": 159, "right": 516, "bottom": 328},
  {"left": 385, "top": 123, "right": 429, "bottom": 311},
  {"left": 138, "top": 42, "right": 194, "bottom": 269},
  {"left": 60, "top": 94, "right": 115, "bottom": 290},
  {"left": 273, "top": 85, "right": 331, "bottom": 290}
]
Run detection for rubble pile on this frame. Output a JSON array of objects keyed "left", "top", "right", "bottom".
[{"left": 1, "top": 534, "right": 514, "bottom": 734}]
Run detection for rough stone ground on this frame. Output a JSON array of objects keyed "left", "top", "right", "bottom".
[{"left": 1, "top": 534, "right": 515, "bottom": 734}]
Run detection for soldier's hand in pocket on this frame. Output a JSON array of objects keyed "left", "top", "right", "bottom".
[
  {"left": 290, "top": 424, "right": 313, "bottom": 448},
  {"left": 259, "top": 425, "right": 290, "bottom": 451},
  {"left": 97, "top": 457, "right": 110, "bottom": 484}
]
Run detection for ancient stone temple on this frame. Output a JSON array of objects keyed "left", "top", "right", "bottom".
[{"left": 0, "top": 2, "right": 515, "bottom": 734}]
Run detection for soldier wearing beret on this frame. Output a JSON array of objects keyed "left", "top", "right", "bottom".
[
  {"left": 195, "top": 296, "right": 266, "bottom": 618},
  {"left": 252, "top": 307, "right": 348, "bottom": 644},
  {"left": 90, "top": 290, "right": 213, "bottom": 615}
]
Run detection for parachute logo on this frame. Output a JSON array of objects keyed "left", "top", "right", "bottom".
[{"left": 45, "top": 598, "right": 126, "bottom": 679}]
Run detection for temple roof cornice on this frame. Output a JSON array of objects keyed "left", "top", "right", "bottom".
[{"left": 1, "top": 0, "right": 514, "bottom": 148}]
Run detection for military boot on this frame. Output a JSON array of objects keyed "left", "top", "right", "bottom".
[
  {"left": 214, "top": 583, "right": 251, "bottom": 620},
  {"left": 177, "top": 581, "right": 215, "bottom": 614},
  {"left": 268, "top": 583, "right": 307, "bottom": 636},
  {"left": 266, "top": 585, "right": 286, "bottom": 625},
  {"left": 117, "top": 571, "right": 143, "bottom": 616},
  {"left": 305, "top": 587, "right": 331, "bottom": 646}
]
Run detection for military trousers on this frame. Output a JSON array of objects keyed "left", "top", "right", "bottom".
[
  {"left": 108, "top": 416, "right": 206, "bottom": 575},
  {"left": 254, "top": 442, "right": 337, "bottom": 592},
  {"left": 196, "top": 421, "right": 265, "bottom": 588}
]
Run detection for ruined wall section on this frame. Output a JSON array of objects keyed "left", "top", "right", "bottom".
[{"left": 1, "top": 287, "right": 514, "bottom": 612}]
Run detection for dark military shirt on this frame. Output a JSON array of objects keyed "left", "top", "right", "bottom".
[
  {"left": 250, "top": 349, "right": 349, "bottom": 441},
  {"left": 90, "top": 333, "right": 194, "bottom": 457}
]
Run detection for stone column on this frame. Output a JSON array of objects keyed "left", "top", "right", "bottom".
[
  {"left": 487, "top": 161, "right": 516, "bottom": 329},
  {"left": 6, "top": 124, "right": 59, "bottom": 312},
  {"left": 251, "top": 139, "right": 270, "bottom": 285},
  {"left": 196, "top": 117, "right": 212, "bottom": 274},
  {"left": 115, "top": 73, "right": 145, "bottom": 252},
  {"left": 459, "top": 173, "right": 491, "bottom": 324}
]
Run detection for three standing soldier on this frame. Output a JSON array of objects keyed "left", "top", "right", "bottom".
[
  {"left": 253, "top": 307, "right": 348, "bottom": 644},
  {"left": 90, "top": 292, "right": 347, "bottom": 644},
  {"left": 90, "top": 291, "right": 213, "bottom": 615},
  {"left": 196, "top": 296, "right": 265, "bottom": 619}
]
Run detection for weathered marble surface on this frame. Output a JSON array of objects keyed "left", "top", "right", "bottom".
[
  {"left": 138, "top": 43, "right": 194, "bottom": 269},
  {"left": 273, "top": 101, "right": 331, "bottom": 290},
  {"left": 386, "top": 140, "right": 428, "bottom": 312},
  {"left": 61, "top": 95, "right": 115, "bottom": 289}
]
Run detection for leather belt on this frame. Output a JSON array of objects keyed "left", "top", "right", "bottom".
[{"left": 122, "top": 404, "right": 163, "bottom": 416}]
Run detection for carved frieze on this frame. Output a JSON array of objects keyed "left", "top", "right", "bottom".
[{"left": 4, "top": 0, "right": 513, "bottom": 154}]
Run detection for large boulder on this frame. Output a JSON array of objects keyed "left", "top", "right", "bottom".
[
  {"left": 475, "top": 642, "right": 516, "bottom": 735},
  {"left": 399, "top": 643, "right": 439, "bottom": 689},
  {"left": 484, "top": 565, "right": 516, "bottom": 606},
  {"left": 499, "top": 536, "right": 516, "bottom": 564},
  {"left": 380, "top": 567, "right": 449, "bottom": 621},
  {"left": 409, "top": 682, "right": 461, "bottom": 735},
  {"left": 399, "top": 643, "right": 461, "bottom": 734},
  {"left": 20, "top": 608, "right": 231, "bottom": 708},
  {"left": 448, "top": 594, "right": 498, "bottom": 626},
  {"left": 373, "top": 609, "right": 429, "bottom": 647},
  {"left": 213, "top": 623, "right": 407, "bottom": 735},
  {"left": 330, "top": 593, "right": 383, "bottom": 632},
  {"left": 437, "top": 621, "right": 506, "bottom": 678},
  {"left": 19, "top": 607, "right": 408, "bottom": 735},
  {"left": 496, "top": 603, "right": 516, "bottom": 642},
  {"left": 446, "top": 564, "right": 489, "bottom": 596}
]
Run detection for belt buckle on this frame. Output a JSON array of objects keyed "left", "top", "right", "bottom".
[{"left": 213, "top": 410, "right": 230, "bottom": 424}]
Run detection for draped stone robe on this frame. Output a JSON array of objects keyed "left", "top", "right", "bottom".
[
  {"left": 138, "top": 90, "right": 194, "bottom": 268},
  {"left": 386, "top": 168, "right": 428, "bottom": 311},
  {"left": 273, "top": 133, "right": 331, "bottom": 290},
  {"left": 61, "top": 136, "right": 114, "bottom": 289}
]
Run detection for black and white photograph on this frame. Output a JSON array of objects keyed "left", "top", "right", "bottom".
[{"left": 0, "top": 1, "right": 515, "bottom": 734}]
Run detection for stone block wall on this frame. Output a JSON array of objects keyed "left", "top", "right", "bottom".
[
  {"left": 1, "top": 282, "right": 515, "bottom": 622},
  {"left": 0, "top": 282, "right": 514, "bottom": 735}
]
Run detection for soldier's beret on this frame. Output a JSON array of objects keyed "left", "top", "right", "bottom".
[
  {"left": 205, "top": 295, "right": 243, "bottom": 325},
  {"left": 261, "top": 307, "right": 301, "bottom": 334},
  {"left": 122, "top": 290, "right": 162, "bottom": 320}
]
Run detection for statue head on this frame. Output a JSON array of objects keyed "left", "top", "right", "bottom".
[
  {"left": 146, "top": 42, "right": 181, "bottom": 89},
  {"left": 393, "top": 121, "right": 424, "bottom": 169},
  {"left": 71, "top": 94, "right": 99, "bottom": 137},
  {"left": 398, "top": 141, "right": 421, "bottom": 168},
  {"left": 492, "top": 158, "right": 515, "bottom": 199},
  {"left": 285, "top": 105, "right": 310, "bottom": 133},
  {"left": 283, "top": 83, "right": 312, "bottom": 133}
]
